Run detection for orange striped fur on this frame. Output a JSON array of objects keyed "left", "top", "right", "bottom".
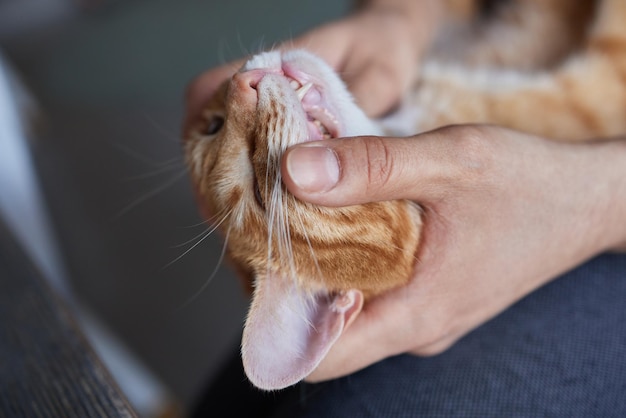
[
  {"left": 185, "top": 0, "right": 624, "bottom": 300},
  {"left": 184, "top": 0, "right": 625, "bottom": 390}
]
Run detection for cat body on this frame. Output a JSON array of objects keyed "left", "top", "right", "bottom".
[
  {"left": 391, "top": 0, "right": 626, "bottom": 140},
  {"left": 185, "top": 0, "right": 626, "bottom": 390},
  {"left": 186, "top": 50, "right": 422, "bottom": 390}
]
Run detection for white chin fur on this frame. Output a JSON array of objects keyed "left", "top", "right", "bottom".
[{"left": 245, "top": 49, "right": 383, "bottom": 138}]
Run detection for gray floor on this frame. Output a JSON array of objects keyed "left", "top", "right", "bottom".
[{"left": 2, "top": 0, "right": 350, "bottom": 409}]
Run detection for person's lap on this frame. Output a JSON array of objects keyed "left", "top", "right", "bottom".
[{"left": 193, "top": 253, "right": 626, "bottom": 417}]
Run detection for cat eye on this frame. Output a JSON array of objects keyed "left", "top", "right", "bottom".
[{"left": 204, "top": 114, "right": 224, "bottom": 136}]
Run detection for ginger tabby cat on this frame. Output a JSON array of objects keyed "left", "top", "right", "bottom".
[{"left": 184, "top": 0, "right": 626, "bottom": 390}]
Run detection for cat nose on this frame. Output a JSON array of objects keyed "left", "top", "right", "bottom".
[
  {"left": 229, "top": 69, "right": 267, "bottom": 106},
  {"left": 233, "top": 68, "right": 284, "bottom": 90},
  {"left": 230, "top": 68, "right": 285, "bottom": 109},
  {"left": 233, "top": 69, "right": 268, "bottom": 90}
]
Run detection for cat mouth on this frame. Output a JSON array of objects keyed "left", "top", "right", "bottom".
[{"left": 285, "top": 75, "right": 340, "bottom": 141}]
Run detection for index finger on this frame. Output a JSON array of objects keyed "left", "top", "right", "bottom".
[{"left": 183, "top": 60, "right": 243, "bottom": 132}]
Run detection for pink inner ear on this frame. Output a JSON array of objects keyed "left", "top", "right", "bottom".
[{"left": 241, "top": 272, "right": 363, "bottom": 391}]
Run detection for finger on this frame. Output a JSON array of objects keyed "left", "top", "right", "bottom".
[
  {"left": 287, "top": 22, "right": 354, "bottom": 71},
  {"left": 345, "top": 62, "right": 405, "bottom": 117},
  {"left": 183, "top": 61, "right": 243, "bottom": 130},
  {"left": 281, "top": 127, "right": 471, "bottom": 207}
]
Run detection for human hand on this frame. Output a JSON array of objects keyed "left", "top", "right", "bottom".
[
  {"left": 184, "top": 0, "right": 442, "bottom": 130},
  {"left": 287, "top": 1, "right": 441, "bottom": 116},
  {"left": 280, "top": 125, "right": 626, "bottom": 381}
]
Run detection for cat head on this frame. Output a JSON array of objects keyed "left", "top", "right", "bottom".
[{"left": 184, "top": 49, "right": 421, "bottom": 390}]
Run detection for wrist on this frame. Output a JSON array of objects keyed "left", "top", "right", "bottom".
[
  {"left": 579, "top": 139, "right": 626, "bottom": 254},
  {"left": 601, "top": 140, "right": 626, "bottom": 252}
]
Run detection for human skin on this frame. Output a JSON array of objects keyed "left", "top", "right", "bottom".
[
  {"left": 280, "top": 126, "right": 626, "bottom": 381},
  {"left": 184, "top": 0, "right": 442, "bottom": 128},
  {"left": 184, "top": 0, "right": 626, "bottom": 383}
]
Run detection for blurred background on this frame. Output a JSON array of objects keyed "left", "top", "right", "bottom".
[{"left": 0, "top": 0, "right": 350, "bottom": 415}]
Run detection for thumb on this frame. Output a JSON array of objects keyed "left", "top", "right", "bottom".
[{"left": 281, "top": 132, "right": 458, "bottom": 206}]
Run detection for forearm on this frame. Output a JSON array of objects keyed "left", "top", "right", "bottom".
[{"left": 355, "top": 0, "right": 445, "bottom": 49}]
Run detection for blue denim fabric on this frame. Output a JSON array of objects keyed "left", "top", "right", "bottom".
[{"left": 194, "top": 254, "right": 626, "bottom": 417}]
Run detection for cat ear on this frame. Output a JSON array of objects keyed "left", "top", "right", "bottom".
[{"left": 241, "top": 272, "right": 363, "bottom": 391}]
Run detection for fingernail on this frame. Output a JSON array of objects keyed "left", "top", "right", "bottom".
[{"left": 286, "top": 145, "right": 339, "bottom": 192}]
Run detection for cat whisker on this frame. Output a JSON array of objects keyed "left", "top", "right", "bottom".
[
  {"left": 270, "top": 151, "right": 296, "bottom": 282},
  {"left": 114, "top": 169, "right": 188, "bottom": 220},
  {"left": 183, "top": 215, "right": 223, "bottom": 229},
  {"left": 292, "top": 206, "right": 329, "bottom": 324},
  {"left": 236, "top": 32, "right": 254, "bottom": 62},
  {"left": 281, "top": 192, "right": 298, "bottom": 289},
  {"left": 124, "top": 159, "right": 184, "bottom": 181},
  {"left": 172, "top": 226, "right": 212, "bottom": 249},
  {"left": 141, "top": 112, "right": 182, "bottom": 144},
  {"left": 172, "top": 208, "right": 229, "bottom": 248},
  {"left": 265, "top": 177, "right": 277, "bottom": 278},
  {"left": 294, "top": 206, "right": 324, "bottom": 283},
  {"left": 275, "top": 184, "right": 289, "bottom": 272},
  {"left": 163, "top": 208, "right": 232, "bottom": 269},
  {"left": 264, "top": 150, "right": 271, "bottom": 208},
  {"left": 114, "top": 143, "right": 183, "bottom": 167},
  {"left": 216, "top": 38, "right": 231, "bottom": 66},
  {"left": 175, "top": 225, "right": 231, "bottom": 310},
  {"left": 251, "top": 36, "right": 267, "bottom": 56}
]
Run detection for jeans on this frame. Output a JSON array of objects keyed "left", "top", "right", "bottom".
[{"left": 193, "top": 253, "right": 626, "bottom": 417}]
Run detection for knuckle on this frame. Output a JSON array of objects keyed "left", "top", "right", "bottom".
[
  {"left": 444, "top": 124, "right": 488, "bottom": 155},
  {"left": 436, "top": 124, "right": 496, "bottom": 184},
  {"left": 363, "top": 136, "right": 396, "bottom": 194}
]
